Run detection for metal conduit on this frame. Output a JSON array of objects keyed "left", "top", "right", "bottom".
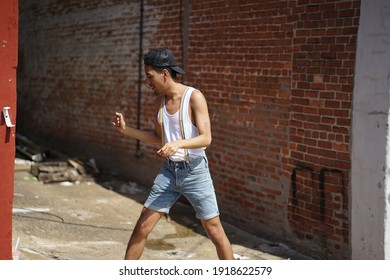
[{"left": 135, "top": 0, "right": 144, "bottom": 158}]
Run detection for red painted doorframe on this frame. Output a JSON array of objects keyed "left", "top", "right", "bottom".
[{"left": 0, "top": 0, "right": 18, "bottom": 260}]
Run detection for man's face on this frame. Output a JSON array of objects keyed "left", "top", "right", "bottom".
[{"left": 144, "top": 65, "right": 165, "bottom": 95}]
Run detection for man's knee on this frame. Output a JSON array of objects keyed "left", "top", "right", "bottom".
[
  {"left": 202, "top": 217, "right": 226, "bottom": 242},
  {"left": 133, "top": 219, "right": 153, "bottom": 237}
]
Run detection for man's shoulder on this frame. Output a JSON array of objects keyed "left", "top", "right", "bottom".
[
  {"left": 186, "top": 86, "right": 202, "bottom": 96},
  {"left": 189, "top": 88, "right": 207, "bottom": 108}
]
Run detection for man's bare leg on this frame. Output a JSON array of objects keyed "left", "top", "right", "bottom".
[
  {"left": 201, "top": 216, "right": 234, "bottom": 260},
  {"left": 124, "top": 208, "right": 164, "bottom": 260}
]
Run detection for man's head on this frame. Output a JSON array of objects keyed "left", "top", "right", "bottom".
[{"left": 143, "top": 48, "right": 185, "bottom": 79}]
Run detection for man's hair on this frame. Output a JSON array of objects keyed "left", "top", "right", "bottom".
[{"left": 153, "top": 66, "right": 177, "bottom": 79}]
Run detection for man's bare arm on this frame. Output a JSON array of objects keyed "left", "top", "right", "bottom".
[{"left": 113, "top": 112, "right": 161, "bottom": 146}]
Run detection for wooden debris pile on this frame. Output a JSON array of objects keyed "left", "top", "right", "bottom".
[
  {"left": 30, "top": 159, "right": 90, "bottom": 184},
  {"left": 16, "top": 134, "right": 100, "bottom": 184}
]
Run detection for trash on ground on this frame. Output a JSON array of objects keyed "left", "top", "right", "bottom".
[
  {"left": 16, "top": 134, "right": 147, "bottom": 195},
  {"left": 118, "top": 182, "right": 145, "bottom": 195},
  {"left": 30, "top": 161, "right": 79, "bottom": 184},
  {"left": 16, "top": 134, "right": 49, "bottom": 162}
]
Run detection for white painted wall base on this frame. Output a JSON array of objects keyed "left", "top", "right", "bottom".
[{"left": 351, "top": 0, "right": 390, "bottom": 259}]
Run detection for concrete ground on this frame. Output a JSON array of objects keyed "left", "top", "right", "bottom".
[{"left": 12, "top": 157, "right": 310, "bottom": 260}]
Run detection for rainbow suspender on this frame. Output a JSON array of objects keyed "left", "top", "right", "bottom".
[{"left": 160, "top": 87, "right": 191, "bottom": 162}]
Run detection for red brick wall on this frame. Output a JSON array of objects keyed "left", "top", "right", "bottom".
[
  {"left": 288, "top": 0, "right": 359, "bottom": 258},
  {"left": 189, "top": 0, "right": 294, "bottom": 250},
  {"left": 17, "top": 0, "right": 360, "bottom": 259}
]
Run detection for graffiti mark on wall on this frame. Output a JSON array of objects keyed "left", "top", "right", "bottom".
[{"left": 288, "top": 164, "right": 349, "bottom": 249}]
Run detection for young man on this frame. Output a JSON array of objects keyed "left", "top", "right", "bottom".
[{"left": 113, "top": 48, "right": 233, "bottom": 260}]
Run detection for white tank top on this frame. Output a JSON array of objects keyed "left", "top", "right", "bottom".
[{"left": 158, "top": 87, "right": 206, "bottom": 162}]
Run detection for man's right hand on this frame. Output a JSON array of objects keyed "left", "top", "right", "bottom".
[{"left": 113, "top": 112, "right": 126, "bottom": 131}]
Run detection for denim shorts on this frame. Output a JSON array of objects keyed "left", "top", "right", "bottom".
[{"left": 144, "top": 156, "right": 220, "bottom": 220}]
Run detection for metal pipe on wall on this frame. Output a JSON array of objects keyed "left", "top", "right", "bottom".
[
  {"left": 181, "top": 0, "right": 189, "bottom": 83},
  {"left": 135, "top": 0, "right": 144, "bottom": 158}
]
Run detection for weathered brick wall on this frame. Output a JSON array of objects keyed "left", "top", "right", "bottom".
[
  {"left": 288, "top": 0, "right": 359, "bottom": 258},
  {"left": 17, "top": 0, "right": 360, "bottom": 259},
  {"left": 189, "top": 0, "right": 294, "bottom": 252}
]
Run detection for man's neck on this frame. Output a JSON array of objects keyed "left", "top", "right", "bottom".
[{"left": 164, "top": 82, "right": 187, "bottom": 100}]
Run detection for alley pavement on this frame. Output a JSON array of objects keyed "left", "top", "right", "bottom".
[{"left": 12, "top": 156, "right": 311, "bottom": 260}]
